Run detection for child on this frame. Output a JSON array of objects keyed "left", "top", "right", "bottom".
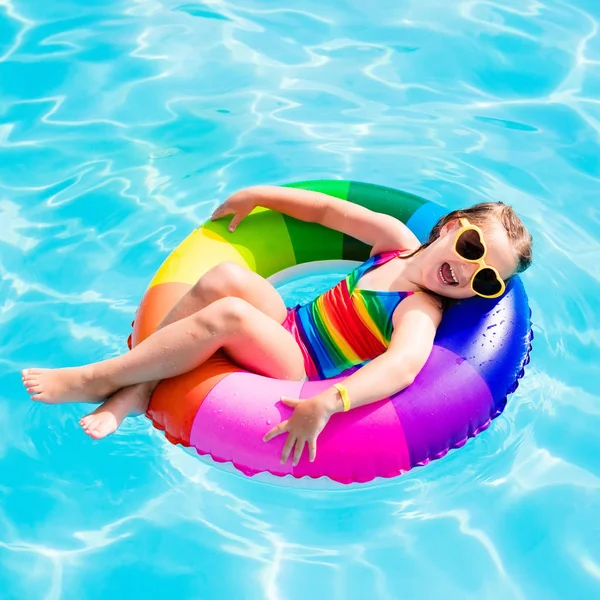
[{"left": 22, "top": 186, "right": 532, "bottom": 466}]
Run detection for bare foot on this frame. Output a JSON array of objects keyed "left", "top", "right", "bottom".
[
  {"left": 79, "top": 381, "right": 156, "bottom": 440},
  {"left": 21, "top": 366, "right": 114, "bottom": 405}
]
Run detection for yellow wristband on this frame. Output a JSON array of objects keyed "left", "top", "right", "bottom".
[{"left": 332, "top": 383, "right": 351, "bottom": 412}]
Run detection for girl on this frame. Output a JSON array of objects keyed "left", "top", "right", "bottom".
[{"left": 22, "top": 186, "right": 532, "bottom": 466}]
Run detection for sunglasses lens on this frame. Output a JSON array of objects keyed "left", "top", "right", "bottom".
[
  {"left": 473, "top": 268, "right": 503, "bottom": 297},
  {"left": 456, "top": 229, "right": 485, "bottom": 260}
]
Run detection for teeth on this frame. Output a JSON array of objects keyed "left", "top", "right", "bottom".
[
  {"left": 439, "top": 266, "right": 448, "bottom": 284},
  {"left": 449, "top": 264, "right": 458, "bottom": 284},
  {"left": 439, "top": 264, "right": 458, "bottom": 285}
]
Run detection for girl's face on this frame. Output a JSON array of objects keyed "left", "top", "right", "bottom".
[{"left": 421, "top": 218, "right": 518, "bottom": 299}]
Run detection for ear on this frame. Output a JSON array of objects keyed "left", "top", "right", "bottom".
[{"left": 439, "top": 218, "right": 461, "bottom": 237}]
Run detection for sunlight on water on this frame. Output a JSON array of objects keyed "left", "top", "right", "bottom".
[{"left": 1, "top": 0, "right": 599, "bottom": 598}]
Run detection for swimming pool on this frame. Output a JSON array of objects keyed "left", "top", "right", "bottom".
[{"left": 1, "top": 0, "right": 599, "bottom": 598}]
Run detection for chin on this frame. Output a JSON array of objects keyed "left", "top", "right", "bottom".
[
  {"left": 431, "top": 272, "right": 471, "bottom": 300},
  {"left": 430, "top": 281, "right": 457, "bottom": 298},
  {"left": 435, "top": 285, "right": 472, "bottom": 301}
]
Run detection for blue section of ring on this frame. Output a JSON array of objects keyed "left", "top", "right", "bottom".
[
  {"left": 406, "top": 201, "right": 447, "bottom": 243},
  {"left": 434, "top": 276, "right": 532, "bottom": 415}
]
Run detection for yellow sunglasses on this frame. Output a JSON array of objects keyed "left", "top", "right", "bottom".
[{"left": 453, "top": 218, "right": 506, "bottom": 299}]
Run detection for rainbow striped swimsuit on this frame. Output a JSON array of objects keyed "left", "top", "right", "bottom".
[{"left": 282, "top": 251, "right": 416, "bottom": 380}]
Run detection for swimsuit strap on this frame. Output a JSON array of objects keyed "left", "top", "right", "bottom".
[{"left": 348, "top": 251, "right": 402, "bottom": 294}]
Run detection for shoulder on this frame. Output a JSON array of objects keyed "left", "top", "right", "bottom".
[
  {"left": 369, "top": 225, "right": 421, "bottom": 257},
  {"left": 387, "top": 291, "right": 442, "bottom": 358},
  {"left": 392, "top": 291, "right": 443, "bottom": 327}
]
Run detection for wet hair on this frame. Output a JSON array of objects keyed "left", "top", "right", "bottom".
[{"left": 401, "top": 201, "right": 533, "bottom": 308}]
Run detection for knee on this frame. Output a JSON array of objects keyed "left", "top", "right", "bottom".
[
  {"left": 212, "top": 261, "right": 248, "bottom": 283},
  {"left": 200, "top": 297, "right": 252, "bottom": 335},
  {"left": 193, "top": 261, "right": 249, "bottom": 298}
]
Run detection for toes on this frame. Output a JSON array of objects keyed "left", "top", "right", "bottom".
[
  {"left": 82, "top": 423, "right": 95, "bottom": 437},
  {"left": 87, "top": 428, "right": 103, "bottom": 440},
  {"left": 80, "top": 415, "right": 104, "bottom": 437},
  {"left": 84, "top": 420, "right": 112, "bottom": 440},
  {"left": 23, "top": 368, "right": 42, "bottom": 378},
  {"left": 79, "top": 416, "right": 93, "bottom": 430},
  {"left": 79, "top": 407, "right": 120, "bottom": 441},
  {"left": 31, "top": 392, "right": 48, "bottom": 402}
]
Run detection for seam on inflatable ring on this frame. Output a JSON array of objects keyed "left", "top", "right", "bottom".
[{"left": 166, "top": 438, "right": 411, "bottom": 488}]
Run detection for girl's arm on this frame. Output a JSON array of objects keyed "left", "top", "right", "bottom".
[
  {"left": 211, "top": 185, "right": 420, "bottom": 253},
  {"left": 264, "top": 293, "right": 442, "bottom": 465},
  {"left": 317, "top": 293, "right": 442, "bottom": 412}
]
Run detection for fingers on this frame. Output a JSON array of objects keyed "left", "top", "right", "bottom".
[
  {"left": 263, "top": 402, "right": 318, "bottom": 465},
  {"left": 263, "top": 424, "right": 301, "bottom": 466},
  {"left": 280, "top": 396, "right": 299, "bottom": 408},
  {"left": 210, "top": 209, "right": 246, "bottom": 232},
  {"left": 308, "top": 439, "right": 317, "bottom": 463},
  {"left": 263, "top": 420, "right": 289, "bottom": 442},
  {"left": 281, "top": 434, "right": 317, "bottom": 467},
  {"left": 281, "top": 434, "right": 296, "bottom": 464},
  {"left": 265, "top": 431, "right": 317, "bottom": 466},
  {"left": 292, "top": 439, "right": 305, "bottom": 466},
  {"left": 210, "top": 205, "right": 230, "bottom": 220},
  {"left": 228, "top": 214, "right": 243, "bottom": 232}
]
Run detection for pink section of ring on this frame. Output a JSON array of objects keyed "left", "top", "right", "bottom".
[
  {"left": 189, "top": 371, "right": 410, "bottom": 484},
  {"left": 292, "top": 379, "right": 410, "bottom": 483},
  {"left": 189, "top": 372, "right": 303, "bottom": 478}
]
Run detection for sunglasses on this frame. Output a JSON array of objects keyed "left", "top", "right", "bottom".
[{"left": 453, "top": 218, "right": 505, "bottom": 299}]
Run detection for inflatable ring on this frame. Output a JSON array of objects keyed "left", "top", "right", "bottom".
[{"left": 130, "top": 181, "right": 533, "bottom": 485}]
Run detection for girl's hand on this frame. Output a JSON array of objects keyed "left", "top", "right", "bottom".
[
  {"left": 210, "top": 189, "right": 256, "bottom": 232},
  {"left": 263, "top": 394, "right": 339, "bottom": 466}
]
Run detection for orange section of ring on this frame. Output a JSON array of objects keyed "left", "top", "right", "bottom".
[
  {"left": 131, "top": 282, "right": 192, "bottom": 346},
  {"left": 131, "top": 281, "right": 242, "bottom": 446},
  {"left": 149, "top": 352, "right": 241, "bottom": 447}
]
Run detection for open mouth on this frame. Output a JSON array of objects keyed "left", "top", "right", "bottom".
[{"left": 438, "top": 262, "right": 458, "bottom": 286}]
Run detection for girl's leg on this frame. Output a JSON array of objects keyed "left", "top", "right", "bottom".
[
  {"left": 25, "top": 261, "right": 284, "bottom": 398},
  {"left": 23, "top": 296, "right": 304, "bottom": 403},
  {"left": 157, "top": 261, "right": 288, "bottom": 326},
  {"left": 77, "top": 262, "right": 289, "bottom": 439}
]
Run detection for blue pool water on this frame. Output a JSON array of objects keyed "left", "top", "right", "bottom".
[{"left": 1, "top": 0, "right": 600, "bottom": 598}]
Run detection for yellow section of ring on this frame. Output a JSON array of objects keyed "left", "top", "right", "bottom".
[
  {"left": 149, "top": 227, "right": 254, "bottom": 288},
  {"left": 149, "top": 207, "right": 299, "bottom": 289}
]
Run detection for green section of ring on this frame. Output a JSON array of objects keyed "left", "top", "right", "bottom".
[
  {"left": 192, "top": 181, "right": 430, "bottom": 278},
  {"left": 347, "top": 181, "right": 427, "bottom": 221},
  {"left": 286, "top": 180, "right": 351, "bottom": 199},
  {"left": 344, "top": 181, "right": 428, "bottom": 260},
  {"left": 202, "top": 206, "right": 296, "bottom": 277},
  {"left": 282, "top": 181, "right": 349, "bottom": 264},
  {"left": 284, "top": 180, "right": 428, "bottom": 263}
]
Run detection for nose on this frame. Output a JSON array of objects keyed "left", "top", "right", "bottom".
[{"left": 458, "top": 259, "right": 478, "bottom": 284}]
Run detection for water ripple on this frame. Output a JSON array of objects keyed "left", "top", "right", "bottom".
[{"left": 1, "top": 0, "right": 599, "bottom": 598}]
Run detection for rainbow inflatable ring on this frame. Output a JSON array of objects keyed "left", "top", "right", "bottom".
[{"left": 129, "top": 180, "right": 533, "bottom": 486}]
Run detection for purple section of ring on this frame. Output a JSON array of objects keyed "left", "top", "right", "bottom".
[
  {"left": 391, "top": 345, "right": 495, "bottom": 467},
  {"left": 434, "top": 277, "right": 531, "bottom": 413}
]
